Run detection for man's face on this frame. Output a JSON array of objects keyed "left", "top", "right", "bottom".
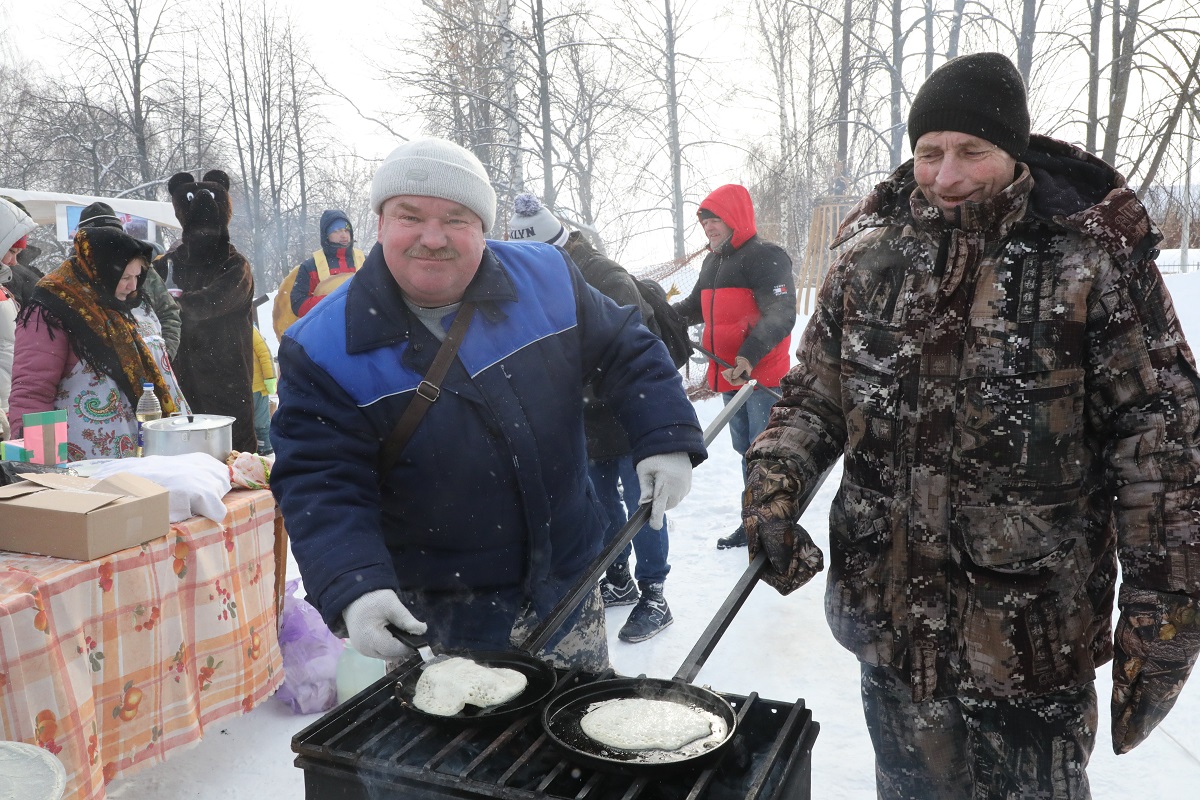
[
  {"left": 913, "top": 131, "right": 1017, "bottom": 213},
  {"left": 327, "top": 226, "right": 352, "bottom": 246},
  {"left": 700, "top": 216, "right": 733, "bottom": 249},
  {"left": 378, "top": 195, "right": 486, "bottom": 307},
  {"left": 2, "top": 244, "right": 23, "bottom": 268}
]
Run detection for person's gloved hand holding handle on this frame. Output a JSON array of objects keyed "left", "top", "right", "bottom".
[
  {"left": 721, "top": 356, "right": 754, "bottom": 386},
  {"left": 742, "top": 458, "right": 824, "bottom": 595},
  {"left": 1111, "top": 585, "right": 1200, "bottom": 753},
  {"left": 342, "top": 589, "right": 427, "bottom": 661},
  {"left": 636, "top": 452, "right": 693, "bottom": 530}
]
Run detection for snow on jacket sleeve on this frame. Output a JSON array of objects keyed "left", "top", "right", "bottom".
[
  {"left": 270, "top": 336, "right": 402, "bottom": 631},
  {"left": 747, "top": 251, "right": 849, "bottom": 490},
  {"left": 8, "top": 308, "right": 72, "bottom": 439},
  {"left": 740, "top": 242, "right": 796, "bottom": 368},
  {"left": 1086, "top": 253, "right": 1200, "bottom": 599}
]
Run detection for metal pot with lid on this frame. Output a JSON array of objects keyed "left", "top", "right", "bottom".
[{"left": 142, "top": 414, "right": 235, "bottom": 461}]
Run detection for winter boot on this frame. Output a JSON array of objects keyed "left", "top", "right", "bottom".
[
  {"left": 716, "top": 525, "right": 747, "bottom": 550},
  {"left": 618, "top": 581, "right": 673, "bottom": 643},
  {"left": 599, "top": 562, "right": 639, "bottom": 607}
]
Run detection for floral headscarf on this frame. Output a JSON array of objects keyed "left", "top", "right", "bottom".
[{"left": 19, "top": 226, "right": 178, "bottom": 414}]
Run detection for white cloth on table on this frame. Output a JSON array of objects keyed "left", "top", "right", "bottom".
[{"left": 87, "top": 452, "right": 231, "bottom": 522}]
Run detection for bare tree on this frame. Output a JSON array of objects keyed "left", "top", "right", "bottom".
[
  {"left": 612, "top": 0, "right": 723, "bottom": 260},
  {"left": 64, "top": 0, "right": 180, "bottom": 198},
  {"left": 213, "top": 0, "right": 328, "bottom": 289}
]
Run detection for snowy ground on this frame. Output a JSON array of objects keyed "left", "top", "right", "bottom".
[{"left": 105, "top": 276, "right": 1200, "bottom": 799}]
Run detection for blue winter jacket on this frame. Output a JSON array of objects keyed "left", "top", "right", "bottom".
[{"left": 270, "top": 240, "right": 705, "bottom": 650}]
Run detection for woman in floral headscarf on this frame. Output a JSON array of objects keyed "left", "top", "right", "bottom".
[{"left": 9, "top": 225, "right": 188, "bottom": 460}]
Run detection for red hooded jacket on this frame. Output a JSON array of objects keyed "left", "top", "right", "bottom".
[{"left": 675, "top": 185, "right": 795, "bottom": 392}]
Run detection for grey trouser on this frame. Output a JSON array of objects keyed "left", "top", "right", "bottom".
[{"left": 860, "top": 663, "right": 1096, "bottom": 800}]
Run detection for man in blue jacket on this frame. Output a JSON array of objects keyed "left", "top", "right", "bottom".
[{"left": 271, "top": 138, "right": 705, "bottom": 671}]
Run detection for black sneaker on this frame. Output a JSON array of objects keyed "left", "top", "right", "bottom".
[
  {"left": 599, "top": 563, "right": 639, "bottom": 607},
  {"left": 618, "top": 582, "right": 673, "bottom": 642},
  {"left": 717, "top": 526, "right": 747, "bottom": 549}
]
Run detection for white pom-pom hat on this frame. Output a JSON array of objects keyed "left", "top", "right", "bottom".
[{"left": 506, "top": 193, "right": 569, "bottom": 247}]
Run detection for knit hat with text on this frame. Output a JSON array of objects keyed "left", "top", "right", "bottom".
[
  {"left": 506, "top": 193, "right": 569, "bottom": 247},
  {"left": 369, "top": 138, "right": 497, "bottom": 231},
  {"left": 907, "top": 52, "right": 1030, "bottom": 158}
]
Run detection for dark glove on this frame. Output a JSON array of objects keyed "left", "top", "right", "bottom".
[
  {"left": 1111, "top": 586, "right": 1200, "bottom": 754},
  {"left": 741, "top": 459, "right": 823, "bottom": 595},
  {"left": 721, "top": 356, "right": 754, "bottom": 386}
]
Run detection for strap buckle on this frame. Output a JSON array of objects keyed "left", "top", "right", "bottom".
[{"left": 416, "top": 380, "right": 440, "bottom": 402}]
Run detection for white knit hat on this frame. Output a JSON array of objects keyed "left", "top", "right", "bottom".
[
  {"left": 506, "top": 193, "right": 569, "bottom": 247},
  {"left": 0, "top": 197, "right": 36, "bottom": 254},
  {"left": 370, "top": 138, "right": 497, "bottom": 230}
]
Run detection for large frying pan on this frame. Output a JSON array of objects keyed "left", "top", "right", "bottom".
[
  {"left": 542, "top": 456, "right": 835, "bottom": 775},
  {"left": 391, "top": 642, "right": 557, "bottom": 727},
  {"left": 541, "top": 552, "right": 770, "bottom": 774}
]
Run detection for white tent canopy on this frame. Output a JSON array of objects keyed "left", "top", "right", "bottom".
[{"left": 0, "top": 188, "right": 179, "bottom": 238}]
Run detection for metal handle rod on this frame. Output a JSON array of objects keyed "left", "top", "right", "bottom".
[
  {"left": 689, "top": 340, "right": 783, "bottom": 401},
  {"left": 674, "top": 461, "right": 835, "bottom": 684},
  {"left": 520, "top": 381, "right": 761, "bottom": 655},
  {"left": 675, "top": 552, "right": 768, "bottom": 682}
]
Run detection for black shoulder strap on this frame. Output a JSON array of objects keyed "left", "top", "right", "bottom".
[{"left": 378, "top": 302, "right": 477, "bottom": 476}]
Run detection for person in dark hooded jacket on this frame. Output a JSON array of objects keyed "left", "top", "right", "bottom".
[
  {"left": 507, "top": 194, "right": 676, "bottom": 644},
  {"left": 741, "top": 52, "right": 1200, "bottom": 799},
  {"left": 289, "top": 209, "right": 365, "bottom": 318},
  {"left": 673, "top": 184, "right": 796, "bottom": 549}
]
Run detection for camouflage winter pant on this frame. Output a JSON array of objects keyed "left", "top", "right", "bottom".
[
  {"left": 388, "top": 586, "right": 610, "bottom": 673},
  {"left": 860, "top": 663, "right": 1096, "bottom": 800},
  {"left": 510, "top": 585, "right": 611, "bottom": 673}
]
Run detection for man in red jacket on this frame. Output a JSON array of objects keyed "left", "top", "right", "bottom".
[{"left": 674, "top": 185, "right": 796, "bottom": 549}]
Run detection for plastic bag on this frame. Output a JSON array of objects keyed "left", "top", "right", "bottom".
[
  {"left": 275, "top": 579, "right": 345, "bottom": 714},
  {"left": 227, "top": 450, "right": 272, "bottom": 489}
]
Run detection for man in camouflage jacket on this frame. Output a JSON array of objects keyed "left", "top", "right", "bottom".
[{"left": 743, "top": 52, "right": 1200, "bottom": 799}]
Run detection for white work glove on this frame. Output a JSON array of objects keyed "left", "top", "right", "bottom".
[
  {"left": 0, "top": 408, "right": 8, "bottom": 441},
  {"left": 342, "top": 589, "right": 428, "bottom": 661},
  {"left": 636, "top": 452, "right": 693, "bottom": 530}
]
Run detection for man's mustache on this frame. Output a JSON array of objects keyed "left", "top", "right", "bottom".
[{"left": 405, "top": 245, "right": 459, "bottom": 260}]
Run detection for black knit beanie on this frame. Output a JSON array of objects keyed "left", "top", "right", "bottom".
[
  {"left": 907, "top": 52, "right": 1030, "bottom": 158},
  {"left": 77, "top": 201, "right": 124, "bottom": 230}
]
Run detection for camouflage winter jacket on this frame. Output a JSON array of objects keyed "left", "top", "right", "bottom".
[{"left": 749, "top": 135, "right": 1200, "bottom": 701}]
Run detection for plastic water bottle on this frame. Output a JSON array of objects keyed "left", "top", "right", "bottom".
[
  {"left": 335, "top": 642, "right": 387, "bottom": 704},
  {"left": 135, "top": 382, "right": 162, "bottom": 457}
]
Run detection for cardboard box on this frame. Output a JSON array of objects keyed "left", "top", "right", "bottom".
[{"left": 0, "top": 472, "right": 170, "bottom": 560}]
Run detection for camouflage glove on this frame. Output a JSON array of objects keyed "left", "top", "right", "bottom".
[
  {"left": 741, "top": 459, "right": 823, "bottom": 595},
  {"left": 1111, "top": 586, "right": 1200, "bottom": 754}
]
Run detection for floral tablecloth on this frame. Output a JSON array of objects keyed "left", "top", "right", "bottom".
[{"left": 0, "top": 488, "right": 284, "bottom": 800}]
